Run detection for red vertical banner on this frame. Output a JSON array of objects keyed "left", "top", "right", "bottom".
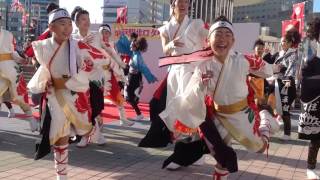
[
  {"left": 117, "top": 6, "right": 128, "bottom": 24},
  {"left": 282, "top": 19, "right": 300, "bottom": 37},
  {"left": 291, "top": 2, "right": 305, "bottom": 20},
  {"left": 290, "top": 2, "right": 305, "bottom": 37}
]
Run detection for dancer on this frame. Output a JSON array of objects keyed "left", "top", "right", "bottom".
[
  {"left": 139, "top": 0, "right": 209, "bottom": 169},
  {"left": 125, "top": 37, "right": 157, "bottom": 120},
  {"left": 273, "top": 30, "right": 300, "bottom": 140},
  {"left": 71, "top": 7, "right": 133, "bottom": 147},
  {"left": 28, "top": 8, "right": 105, "bottom": 179},
  {"left": 0, "top": 28, "right": 38, "bottom": 131},
  {"left": 99, "top": 24, "right": 133, "bottom": 126},
  {"left": 297, "top": 17, "right": 320, "bottom": 180},
  {"left": 158, "top": 16, "right": 279, "bottom": 179},
  {"left": 248, "top": 39, "right": 280, "bottom": 134}
]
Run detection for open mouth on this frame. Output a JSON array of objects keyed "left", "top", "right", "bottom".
[{"left": 215, "top": 44, "right": 228, "bottom": 50}]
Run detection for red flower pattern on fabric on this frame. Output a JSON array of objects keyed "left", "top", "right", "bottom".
[
  {"left": 246, "top": 78, "right": 261, "bottom": 136},
  {"left": 17, "top": 75, "right": 27, "bottom": 96},
  {"left": 81, "top": 58, "right": 94, "bottom": 72},
  {"left": 74, "top": 90, "right": 92, "bottom": 121},
  {"left": 78, "top": 41, "right": 105, "bottom": 60}
]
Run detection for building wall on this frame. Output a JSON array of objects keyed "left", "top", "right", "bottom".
[
  {"left": 233, "top": 0, "right": 312, "bottom": 37},
  {"left": 102, "top": 0, "right": 170, "bottom": 24},
  {"left": 0, "top": 0, "right": 58, "bottom": 47},
  {"left": 190, "top": 0, "right": 234, "bottom": 24}
]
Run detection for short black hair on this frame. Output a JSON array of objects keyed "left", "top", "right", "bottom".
[
  {"left": 133, "top": 37, "right": 148, "bottom": 52},
  {"left": 100, "top": 24, "right": 111, "bottom": 29},
  {"left": 46, "top": 3, "right": 59, "bottom": 14},
  {"left": 284, "top": 29, "right": 301, "bottom": 46},
  {"left": 307, "top": 17, "right": 320, "bottom": 41},
  {"left": 71, "top": 6, "right": 89, "bottom": 22},
  {"left": 214, "top": 15, "right": 232, "bottom": 25},
  {"left": 130, "top": 32, "right": 138, "bottom": 41},
  {"left": 253, "top": 39, "right": 265, "bottom": 48}
]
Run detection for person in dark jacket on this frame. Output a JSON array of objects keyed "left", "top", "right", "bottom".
[{"left": 298, "top": 17, "right": 320, "bottom": 180}]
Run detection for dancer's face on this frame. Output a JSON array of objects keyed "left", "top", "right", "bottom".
[
  {"left": 101, "top": 30, "right": 111, "bottom": 42},
  {"left": 49, "top": 18, "right": 73, "bottom": 44},
  {"left": 76, "top": 13, "right": 90, "bottom": 33},
  {"left": 281, "top": 38, "right": 291, "bottom": 51},
  {"left": 173, "top": 0, "right": 189, "bottom": 17},
  {"left": 254, "top": 44, "right": 265, "bottom": 57},
  {"left": 209, "top": 28, "right": 234, "bottom": 62}
]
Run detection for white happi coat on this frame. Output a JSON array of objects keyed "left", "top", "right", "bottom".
[
  {"left": 158, "top": 16, "right": 208, "bottom": 126},
  {"left": 72, "top": 31, "right": 125, "bottom": 92},
  {"left": 28, "top": 37, "right": 101, "bottom": 145},
  {"left": 0, "top": 29, "right": 29, "bottom": 111},
  {"left": 162, "top": 51, "right": 273, "bottom": 152}
]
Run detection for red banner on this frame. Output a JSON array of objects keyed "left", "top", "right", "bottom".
[
  {"left": 291, "top": 2, "right": 305, "bottom": 20},
  {"left": 117, "top": 6, "right": 127, "bottom": 24}
]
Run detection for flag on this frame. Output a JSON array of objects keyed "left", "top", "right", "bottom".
[
  {"left": 314, "top": 0, "right": 320, "bottom": 13},
  {"left": 281, "top": 19, "right": 300, "bottom": 37},
  {"left": 291, "top": 2, "right": 305, "bottom": 20},
  {"left": 11, "top": 0, "right": 24, "bottom": 13},
  {"left": 117, "top": 6, "right": 128, "bottom": 24}
]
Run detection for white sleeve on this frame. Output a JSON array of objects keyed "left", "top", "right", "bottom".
[{"left": 159, "top": 65, "right": 207, "bottom": 131}]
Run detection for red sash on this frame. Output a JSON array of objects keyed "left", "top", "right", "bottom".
[{"left": 158, "top": 48, "right": 214, "bottom": 67}]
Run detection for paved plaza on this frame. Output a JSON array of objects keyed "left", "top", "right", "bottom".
[{"left": 0, "top": 107, "right": 317, "bottom": 180}]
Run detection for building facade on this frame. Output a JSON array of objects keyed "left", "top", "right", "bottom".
[
  {"left": 0, "top": 0, "right": 58, "bottom": 47},
  {"left": 102, "top": 0, "right": 170, "bottom": 24},
  {"left": 233, "top": 0, "right": 313, "bottom": 37},
  {"left": 0, "top": 0, "right": 23, "bottom": 46},
  {"left": 190, "top": 0, "right": 234, "bottom": 24},
  {"left": 102, "top": 0, "right": 234, "bottom": 25},
  {"left": 25, "top": 0, "right": 59, "bottom": 40}
]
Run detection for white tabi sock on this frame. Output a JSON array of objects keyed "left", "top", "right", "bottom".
[
  {"left": 260, "top": 110, "right": 280, "bottom": 135},
  {"left": 25, "top": 110, "right": 39, "bottom": 132},
  {"left": 213, "top": 166, "right": 229, "bottom": 180},
  {"left": 54, "top": 144, "right": 68, "bottom": 180}
]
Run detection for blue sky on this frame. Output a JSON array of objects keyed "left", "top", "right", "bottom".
[{"left": 60, "top": 0, "right": 104, "bottom": 23}]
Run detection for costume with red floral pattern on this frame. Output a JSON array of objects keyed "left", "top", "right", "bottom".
[
  {"left": 0, "top": 29, "right": 33, "bottom": 121},
  {"left": 29, "top": 37, "right": 105, "bottom": 151}
]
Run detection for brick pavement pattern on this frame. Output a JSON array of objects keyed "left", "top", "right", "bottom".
[{"left": 0, "top": 108, "right": 317, "bottom": 180}]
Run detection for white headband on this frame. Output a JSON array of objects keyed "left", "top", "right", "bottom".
[
  {"left": 208, "top": 21, "right": 234, "bottom": 37},
  {"left": 48, "top": 9, "right": 71, "bottom": 24},
  {"left": 99, "top": 26, "right": 111, "bottom": 33}
]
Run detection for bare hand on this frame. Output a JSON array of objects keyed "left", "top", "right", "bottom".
[{"left": 83, "top": 34, "right": 94, "bottom": 44}]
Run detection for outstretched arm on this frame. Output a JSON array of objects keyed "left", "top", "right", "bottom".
[
  {"left": 132, "top": 54, "right": 157, "bottom": 83},
  {"left": 245, "top": 54, "right": 273, "bottom": 78}
]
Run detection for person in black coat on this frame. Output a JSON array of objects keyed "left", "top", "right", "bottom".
[{"left": 298, "top": 17, "right": 320, "bottom": 180}]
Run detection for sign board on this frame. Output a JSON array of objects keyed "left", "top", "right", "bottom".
[{"left": 112, "top": 24, "right": 160, "bottom": 40}]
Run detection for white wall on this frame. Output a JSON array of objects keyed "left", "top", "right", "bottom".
[
  {"left": 139, "top": 39, "right": 167, "bottom": 103},
  {"left": 233, "top": 23, "right": 261, "bottom": 54}
]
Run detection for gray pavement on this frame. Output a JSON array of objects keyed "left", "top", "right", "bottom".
[{"left": 0, "top": 106, "right": 318, "bottom": 180}]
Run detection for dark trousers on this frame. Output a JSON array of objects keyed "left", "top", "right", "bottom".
[
  {"left": 308, "top": 139, "right": 320, "bottom": 169},
  {"left": 89, "top": 82, "right": 105, "bottom": 125},
  {"left": 126, "top": 73, "right": 142, "bottom": 116},
  {"left": 2, "top": 102, "right": 12, "bottom": 109},
  {"left": 278, "top": 78, "right": 296, "bottom": 136}
]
